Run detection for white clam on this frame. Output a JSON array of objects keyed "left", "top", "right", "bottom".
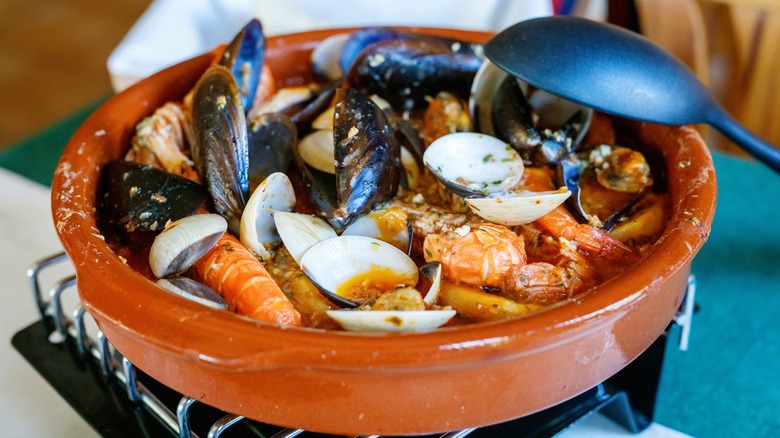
[
  {"left": 311, "top": 106, "right": 335, "bottom": 131},
  {"left": 298, "top": 129, "right": 335, "bottom": 174},
  {"left": 255, "top": 86, "right": 313, "bottom": 115},
  {"left": 465, "top": 189, "right": 571, "bottom": 226},
  {"left": 424, "top": 132, "right": 525, "bottom": 197},
  {"left": 239, "top": 172, "right": 296, "bottom": 261},
  {"left": 274, "top": 211, "right": 337, "bottom": 265},
  {"left": 420, "top": 262, "right": 443, "bottom": 305},
  {"left": 149, "top": 214, "right": 227, "bottom": 278},
  {"left": 300, "top": 235, "right": 419, "bottom": 307},
  {"left": 311, "top": 32, "right": 350, "bottom": 81},
  {"left": 326, "top": 309, "right": 456, "bottom": 332},
  {"left": 156, "top": 277, "right": 227, "bottom": 309}
]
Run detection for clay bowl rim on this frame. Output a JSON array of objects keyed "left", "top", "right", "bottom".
[{"left": 51, "top": 26, "right": 717, "bottom": 373}]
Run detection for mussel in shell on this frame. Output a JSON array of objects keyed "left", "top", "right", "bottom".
[
  {"left": 247, "top": 113, "right": 295, "bottom": 192},
  {"left": 491, "top": 76, "right": 591, "bottom": 165},
  {"left": 219, "top": 18, "right": 265, "bottom": 114},
  {"left": 347, "top": 39, "right": 483, "bottom": 111},
  {"left": 293, "top": 88, "right": 401, "bottom": 229},
  {"left": 190, "top": 65, "right": 250, "bottom": 235},
  {"left": 98, "top": 160, "right": 206, "bottom": 233}
]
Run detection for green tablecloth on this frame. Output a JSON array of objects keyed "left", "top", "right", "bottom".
[{"left": 2, "top": 108, "right": 778, "bottom": 437}]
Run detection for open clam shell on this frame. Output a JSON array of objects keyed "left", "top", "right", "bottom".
[
  {"left": 274, "top": 211, "right": 337, "bottom": 265},
  {"left": 300, "top": 235, "right": 419, "bottom": 308},
  {"left": 156, "top": 277, "right": 227, "bottom": 310},
  {"left": 298, "top": 129, "right": 335, "bottom": 174},
  {"left": 149, "top": 214, "right": 227, "bottom": 278},
  {"left": 424, "top": 132, "right": 524, "bottom": 198},
  {"left": 326, "top": 309, "right": 456, "bottom": 332},
  {"left": 465, "top": 189, "right": 571, "bottom": 226},
  {"left": 239, "top": 172, "right": 296, "bottom": 261}
]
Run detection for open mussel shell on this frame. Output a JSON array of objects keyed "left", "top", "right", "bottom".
[
  {"left": 424, "top": 132, "right": 524, "bottom": 198},
  {"left": 555, "top": 154, "right": 589, "bottom": 224},
  {"left": 274, "top": 211, "right": 337, "bottom": 265},
  {"left": 247, "top": 113, "right": 295, "bottom": 192},
  {"left": 190, "top": 65, "right": 250, "bottom": 235},
  {"left": 156, "top": 277, "right": 227, "bottom": 310},
  {"left": 342, "top": 209, "right": 413, "bottom": 254},
  {"left": 326, "top": 309, "right": 456, "bottom": 333},
  {"left": 465, "top": 189, "right": 571, "bottom": 226},
  {"left": 470, "top": 60, "right": 593, "bottom": 165},
  {"left": 149, "top": 214, "right": 227, "bottom": 278},
  {"left": 300, "top": 236, "right": 419, "bottom": 308},
  {"left": 239, "top": 172, "right": 296, "bottom": 261},
  {"left": 98, "top": 160, "right": 207, "bottom": 233},
  {"left": 219, "top": 18, "right": 265, "bottom": 114}
]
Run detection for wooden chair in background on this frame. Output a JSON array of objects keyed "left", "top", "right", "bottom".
[{"left": 635, "top": 0, "right": 780, "bottom": 155}]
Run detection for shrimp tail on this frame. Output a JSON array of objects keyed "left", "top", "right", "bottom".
[{"left": 191, "top": 234, "right": 301, "bottom": 326}]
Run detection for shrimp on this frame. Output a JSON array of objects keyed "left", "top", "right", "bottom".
[
  {"left": 501, "top": 237, "right": 599, "bottom": 305},
  {"left": 521, "top": 167, "right": 637, "bottom": 260},
  {"left": 125, "top": 102, "right": 200, "bottom": 182},
  {"left": 421, "top": 91, "right": 472, "bottom": 146},
  {"left": 191, "top": 233, "right": 301, "bottom": 326},
  {"left": 423, "top": 223, "right": 526, "bottom": 288}
]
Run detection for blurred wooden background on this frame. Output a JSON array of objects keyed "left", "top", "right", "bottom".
[
  {"left": 0, "top": 0, "right": 150, "bottom": 149},
  {"left": 1, "top": 0, "right": 777, "bottom": 155}
]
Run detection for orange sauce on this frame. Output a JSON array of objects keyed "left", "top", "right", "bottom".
[{"left": 336, "top": 267, "right": 412, "bottom": 302}]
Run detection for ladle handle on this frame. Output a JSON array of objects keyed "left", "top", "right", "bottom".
[{"left": 707, "top": 105, "right": 780, "bottom": 174}]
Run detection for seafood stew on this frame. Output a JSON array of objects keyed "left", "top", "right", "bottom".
[
  {"left": 96, "top": 20, "right": 673, "bottom": 332},
  {"left": 52, "top": 24, "right": 716, "bottom": 435}
]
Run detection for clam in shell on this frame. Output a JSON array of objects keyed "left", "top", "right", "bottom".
[
  {"left": 239, "top": 172, "right": 296, "bottom": 261},
  {"left": 156, "top": 277, "right": 227, "bottom": 310},
  {"left": 464, "top": 188, "right": 571, "bottom": 226},
  {"left": 327, "top": 309, "right": 456, "bottom": 332},
  {"left": 274, "top": 211, "right": 337, "bottom": 265},
  {"left": 149, "top": 214, "right": 227, "bottom": 278},
  {"left": 300, "top": 235, "right": 419, "bottom": 308},
  {"left": 424, "top": 132, "right": 524, "bottom": 198}
]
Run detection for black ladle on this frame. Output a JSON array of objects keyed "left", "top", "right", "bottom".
[{"left": 485, "top": 16, "right": 780, "bottom": 174}]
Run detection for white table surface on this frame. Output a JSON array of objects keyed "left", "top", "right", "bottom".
[{"left": 0, "top": 166, "right": 687, "bottom": 437}]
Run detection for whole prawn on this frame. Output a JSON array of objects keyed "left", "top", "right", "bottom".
[{"left": 191, "top": 233, "right": 301, "bottom": 326}]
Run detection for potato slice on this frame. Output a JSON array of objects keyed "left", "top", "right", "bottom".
[{"left": 438, "top": 282, "right": 541, "bottom": 321}]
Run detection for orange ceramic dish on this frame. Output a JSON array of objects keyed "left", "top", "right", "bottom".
[{"left": 51, "top": 28, "right": 716, "bottom": 435}]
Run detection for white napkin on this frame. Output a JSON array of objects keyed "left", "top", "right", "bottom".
[{"left": 107, "top": 0, "right": 553, "bottom": 91}]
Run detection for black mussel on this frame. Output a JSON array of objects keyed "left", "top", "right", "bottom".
[
  {"left": 293, "top": 88, "right": 401, "bottom": 229},
  {"left": 346, "top": 39, "right": 482, "bottom": 111},
  {"left": 333, "top": 88, "right": 401, "bottom": 227},
  {"left": 555, "top": 154, "right": 589, "bottom": 224},
  {"left": 219, "top": 19, "right": 265, "bottom": 114},
  {"left": 190, "top": 65, "right": 249, "bottom": 235},
  {"left": 554, "top": 145, "right": 653, "bottom": 228},
  {"left": 288, "top": 79, "right": 342, "bottom": 130},
  {"left": 491, "top": 76, "right": 542, "bottom": 161},
  {"left": 98, "top": 160, "right": 206, "bottom": 233},
  {"left": 339, "top": 27, "right": 482, "bottom": 76},
  {"left": 247, "top": 113, "right": 296, "bottom": 192},
  {"left": 478, "top": 76, "right": 592, "bottom": 166}
]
